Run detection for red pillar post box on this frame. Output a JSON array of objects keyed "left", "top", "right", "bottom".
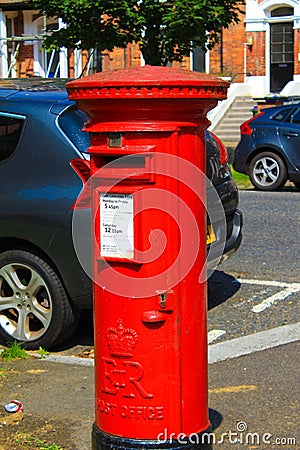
[{"left": 67, "top": 66, "right": 228, "bottom": 450}]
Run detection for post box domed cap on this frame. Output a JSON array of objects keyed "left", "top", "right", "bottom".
[{"left": 66, "top": 65, "right": 228, "bottom": 100}]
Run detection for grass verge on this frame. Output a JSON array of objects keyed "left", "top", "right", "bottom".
[{"left": 230, "top": 165, "right": 252, "bottom": 190}]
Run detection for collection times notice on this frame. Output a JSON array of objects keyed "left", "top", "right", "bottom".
[{"left": 99, "top": 193, "right": 134, "bottom": 259}]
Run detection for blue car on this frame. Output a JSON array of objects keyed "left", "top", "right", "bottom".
[
  {"left": 0, "top": 79, "right": 242, "bottom": 349},
  {"left": 234, "top": 103, "right": 300, "bottom": 191}
]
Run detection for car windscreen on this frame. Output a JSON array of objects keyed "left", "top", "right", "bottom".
[{"left": 58, "top": 106, "right": 90, "bottom": 153}]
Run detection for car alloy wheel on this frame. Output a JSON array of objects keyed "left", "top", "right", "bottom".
[
  {"left": 249, "top": 151, "right": 287, "bottom": 191},
  {"left": 0, "top": 250, "right": 79, "bottom": 350}
]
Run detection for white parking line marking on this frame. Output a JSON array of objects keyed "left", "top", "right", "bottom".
[
  {"left": 252, "top": 286, "right": 300, "bottom": 313},
  {"left": 208, "top": 329, "right": 226, "bottom": 344},
  {"left": 237, "top": 278, "right": 300, "bottom": 289},
  {"left": 237, "top": 278, "right": 300, "bottom": 313},
  {"left": 208, "top": 322, "right": 300, "bottom": 364}
]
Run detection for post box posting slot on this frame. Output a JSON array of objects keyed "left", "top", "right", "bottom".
[{"left": 92, "top": 152, "right": 155, "bottom": 184}]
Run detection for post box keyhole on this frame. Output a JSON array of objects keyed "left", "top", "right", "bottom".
[{"left": 157, "top": 291, "right": 168, "bottom": 309}]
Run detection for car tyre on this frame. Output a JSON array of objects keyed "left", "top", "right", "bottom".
[
  {"left": 0, "top": 250, "right": 80, "bottom": 350},
  {"left": 249, "top": 152, "right": 287, "bottom": 191}
]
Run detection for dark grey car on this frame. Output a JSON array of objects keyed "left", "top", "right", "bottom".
[{"left": 0, "top": 79, "right": 242, "bottom": 349}]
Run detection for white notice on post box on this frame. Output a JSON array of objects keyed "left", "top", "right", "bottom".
[{"left": 99, "top": 193, "right": 134, "bottom": 259}]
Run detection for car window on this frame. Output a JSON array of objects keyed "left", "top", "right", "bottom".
[
  {"left": 58, "top": 107, "right": 90, "bottom": 153},
  {"left": 272, "top": 107, "right": 295, "bottom": 122},
  {"left": 0, "top": 113, "right": 24, "bottom": 161},
  {"left": 289, "top": 108, "right": 300, "bottom": 124}
]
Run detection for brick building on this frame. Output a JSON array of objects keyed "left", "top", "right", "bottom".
[
  {"left": 0, "top": 0, "right": 299, "bottom": 97},
  {"left": 208, "top": 0, "right": 300, "bottom": 96}
]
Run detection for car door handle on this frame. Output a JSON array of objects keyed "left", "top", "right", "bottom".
[{"left": 283, "top": 132, "right": 299, "bottom": 137}]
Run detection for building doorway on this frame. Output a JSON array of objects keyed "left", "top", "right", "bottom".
[
  {"left": 192, "top": 45, "right": 206, "bottom": 72},
  {"left": 270, "top": 7, "right": 294, "bottom": 93}
]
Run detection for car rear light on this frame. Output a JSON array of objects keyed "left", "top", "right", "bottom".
[
  {"left": 209, "top": 131, "right": 228, "bottom": 165},
  {"left": 240, "top": 112, "right": 264, "bottom": 135},
  {"left": 70, "top": 158, "right": 91, "bottom": 209}
]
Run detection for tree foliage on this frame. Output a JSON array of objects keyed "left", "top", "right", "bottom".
[{"left": 29, "top": 0, "right": 244, "bottom": 66}]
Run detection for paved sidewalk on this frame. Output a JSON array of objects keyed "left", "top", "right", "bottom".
[{"left": 0, "top": 336, "right": 299, "bottom": 449}]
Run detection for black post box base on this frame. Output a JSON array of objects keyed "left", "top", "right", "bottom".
[{"left": 92, "top": 424, "right": 213, "bottom": 450}]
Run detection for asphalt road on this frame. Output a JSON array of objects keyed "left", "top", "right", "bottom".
[
  {"left": 55, "top": 186, "right": 300, "bottom": 355},
  {"left": 221, "top": 187, "right": 299, "bottom": 282},
  {"left": 207, "top": 187, "right": 300, "bottom": 345}
]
